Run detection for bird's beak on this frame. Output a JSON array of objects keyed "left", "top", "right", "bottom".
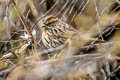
[
  {"left": 41, "top": 24, "right": 46, "bottom": 30},
  {"left": 42, "top": 24, "right": 46, "bottom": 28}
]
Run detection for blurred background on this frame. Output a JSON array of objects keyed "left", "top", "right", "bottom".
[{"left": 0, "top": 0, "right": 120, "bottom": 80}]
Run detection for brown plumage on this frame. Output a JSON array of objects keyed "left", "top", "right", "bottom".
[{"left": 40, "top": 15, "right": 79, "bottom": 55}]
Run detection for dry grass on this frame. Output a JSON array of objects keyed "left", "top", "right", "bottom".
[{"left": 0, "top": 0, "right": 120, "bottom": 80}]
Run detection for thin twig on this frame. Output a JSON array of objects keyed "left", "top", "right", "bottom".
[{"left": 11, "top": 0, "right": 41, "bottom": 60}]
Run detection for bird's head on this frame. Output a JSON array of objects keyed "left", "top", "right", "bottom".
[{"left": 40, "top": 15, "right": 58, "bottom": 30}]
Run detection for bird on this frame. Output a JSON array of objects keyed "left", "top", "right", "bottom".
[{"left": 40, "top": 15, "right": 79, "bottom": 57}]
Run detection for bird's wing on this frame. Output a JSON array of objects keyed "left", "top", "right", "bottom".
[{"left": 56, "top": 27, "right": 80, "bottom": 38}]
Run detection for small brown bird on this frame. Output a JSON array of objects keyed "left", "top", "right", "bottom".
[{"left": 40, "top": 15, "right": 79, "bottom": 56}]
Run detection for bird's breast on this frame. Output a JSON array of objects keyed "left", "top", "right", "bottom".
[{"left": 42, "top": 30, "right": 66, "bottom": 49}]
